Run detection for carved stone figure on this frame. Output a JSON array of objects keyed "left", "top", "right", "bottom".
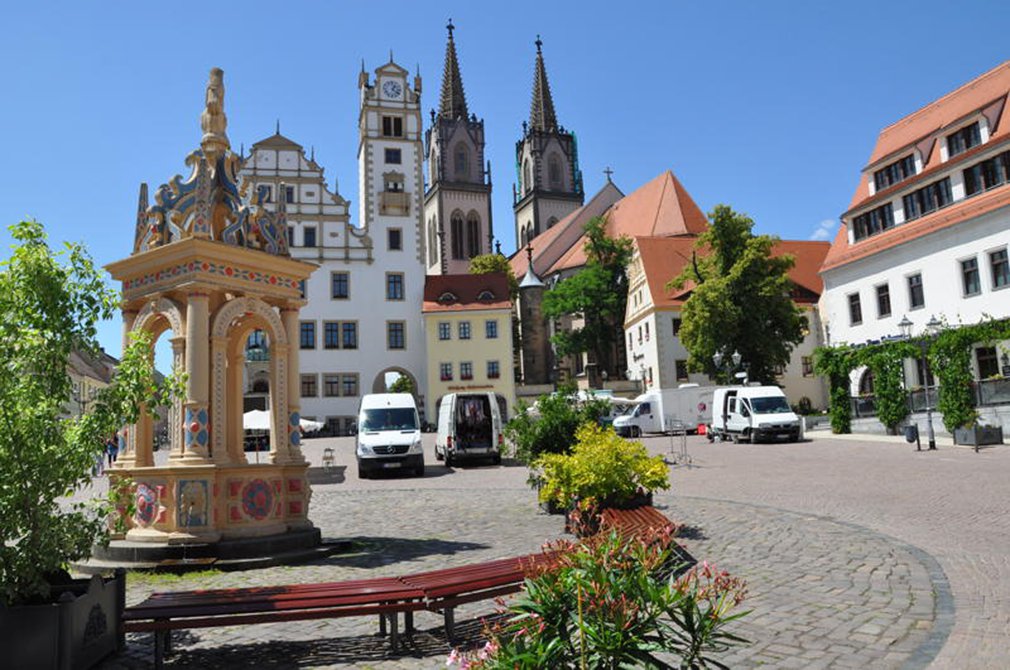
[{"left": 200, "top": 68, "right": 229, "bottom": 153}]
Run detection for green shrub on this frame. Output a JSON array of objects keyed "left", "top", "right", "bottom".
[
  {"left": 533, "top": 423, "right": 670, "bottom": 509},
  {"left": 504, "top": 382, "right": 610, "bottom": 463},
  {"left": 447, "top": 530, "right": 750, "bottom": 669}
]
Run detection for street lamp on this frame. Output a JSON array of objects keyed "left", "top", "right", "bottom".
[
  {"left": 71, "top": 383, "right": 99, "bottom": 416},
  {"left": 712, "top": 349, "right": 745, "bottom": 385},
  {"left": 899, "top": 314, "right": 941, "bottom": 451}
]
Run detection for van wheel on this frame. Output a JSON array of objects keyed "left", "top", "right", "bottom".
[
  {"left": 492, "top": 452, "right": 502, "bottom": 465},
  {"left": 435, "top": 446, "right": 444, "bottom": 461},
  {"left": 632, "top": 427, "right": 641, "bottom": 438},
  {"left": 445, "top": 452, "right": 454, "bottom": 468},
  {"left": 414, "top": 464, "right": 425, "bottom": 477},
  {"left": 358, "top": 466, "right": 369, "bottom": 479}
]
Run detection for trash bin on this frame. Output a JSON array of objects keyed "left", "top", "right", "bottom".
[{"left": 904, "top": 425, "right": 919, "bottom": 443}]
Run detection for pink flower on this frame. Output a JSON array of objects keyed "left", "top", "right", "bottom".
[{"left": 446, "top": 648, "right": 461, "bottom": 666}]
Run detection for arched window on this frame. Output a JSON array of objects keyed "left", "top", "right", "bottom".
[
  {"left": 546, "top": 216, "right": 559, "bottom": 230},
  {"left": 548, "top": 154, "right": 562, "bottom": 189},
  {"left": 455, "top": 144, "right": 469, "bottom": 176},
  {"left": 466, "top": 212, "right": 481, "bottom": 258},
  {"left": 859, "top": 369, "right": 875, "bottom": 395},
  {"left": 451, "top": 212, "right": 465, "bottom": 260},
  {"left": 523, "top": 159, "right": 532, "bottom": 194}
]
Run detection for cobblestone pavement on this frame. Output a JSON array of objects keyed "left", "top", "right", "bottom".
[{"left": 89, "top": 432, "right": 1006, "bottom": 669}]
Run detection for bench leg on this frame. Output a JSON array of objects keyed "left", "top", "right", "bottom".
[
  {"left": 389, "top": 612, "right": 399, "bottom": 651},
  {"left": 164, "top": 628, "right": 173, "bottom": 654},
  {"left": 404, "top": 610, "right": 414, "bottom": 634},
  {"left": 153, "top": 631, "right": 164, "bottom": 670},
  {"left": 443, "top": 607, "right": 456, "bottom": 643},
  {"left": 378, "top": 612, "right": 387, "bottom": 637}
]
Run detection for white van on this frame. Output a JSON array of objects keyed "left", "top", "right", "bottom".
[
  {"left": 613, "top": 385, "right": 714, "bottom": 437},
  {"left": 434, "top": 392, "right": 504, "bottom": 466},
  {"left": 355, "top": 393, "right": 424, "bottom": 478},
  {"left": 708, "top": 386, "right": 801, "bottom": 443}
]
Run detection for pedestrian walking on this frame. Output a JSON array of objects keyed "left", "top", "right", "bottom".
[{"left": 105, "top": 436, "right": 118, "bottom": 468}]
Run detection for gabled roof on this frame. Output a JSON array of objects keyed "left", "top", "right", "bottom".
[
  {"left": 548, "top": 170, "right": 709, "bottom": 274},
  {"left": 423, "top": 273, "right": 512, "bottom": 313},
  {"left": 635, "top": 236, "right": 830, "bottom": 311},
  {"left": 251, "top": 131, "right": 303, "bottom": 150}
]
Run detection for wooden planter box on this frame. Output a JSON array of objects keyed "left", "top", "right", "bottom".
[
  {"left": 954, "top": 425, "right": 1004, "bottom": 447},
  {"left": 564, "top": 491, "right": 654, "bottom": 536},
  {"left": 0, "top": 571, "right": 125, "bottom": 670}
]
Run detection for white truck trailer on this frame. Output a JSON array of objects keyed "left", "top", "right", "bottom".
[{"left": 612, "top": 385, "right": 714, "bottom": 437}]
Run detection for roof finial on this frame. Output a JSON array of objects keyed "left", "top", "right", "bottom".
[
  {"left": 495, "top": 240, "right": 503, "bottom": 256},
  {"left": 200, "top": 67, "right": 229, "bottom": 156},
  {"left": 526, "top": 242, "right": 534, "bottom": 265},
  {"left": 389, "top": 48, "right": 394, "bottom": 62},
  {"left": 310, "top": 145, "right": 315, "bottom": 161},
  {"left": 604, "top": 166, "right": 614, "bottom": 182},
  {"left": 275, "top": 119, "right": 280, "bottom": 135},
  {"left": 535, "top": 34, "right": 542, "bottom": 53},
  {"left": 447, "top": 17, "right": 454, "bottom": 38}
]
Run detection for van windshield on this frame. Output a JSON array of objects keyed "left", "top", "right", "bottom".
[
  {"left": 750, "top": 396, "right": 791, "bottom": 414},
  {"left": 359, "top": 408, "right": 417, "bottom": 431}
]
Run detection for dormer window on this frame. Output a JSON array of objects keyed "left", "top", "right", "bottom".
[
  {"left": 852, "top": 203, "right": 894, "bottom": 241},
  {"left": 477, "top": 290, "right": 495, "bottom": 301},
  {"left": 947, "top": 121, "right": 981, "bottom": 158},
  {"left": 873, "top": 154, "right": 915, "bottom": 191},
  {"left": 902, "top": 177, "right": 953, "bottom": 221},
  {"left": 438, "top": 292, "right": 458, "bottom": 304}
]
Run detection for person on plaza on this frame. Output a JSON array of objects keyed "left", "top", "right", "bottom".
[{"left": 105, "top": 436, "right": 118, "bottom": 468}]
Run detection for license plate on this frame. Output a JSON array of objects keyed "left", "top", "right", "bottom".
[{"left": 383, "top": 462, "right": 401, "bottom": 469}]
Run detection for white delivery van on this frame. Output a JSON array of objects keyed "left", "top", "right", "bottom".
[
  {"left": 434, "top": 392, "right": 504, "bottom": 466},
  {"left": 708, "top": 386, "right": 801, "bottom": 443},
  {"left": 355, "top": 393, "right": 424, "bottom": 478},
  {"left": 613, "top": 385, "right": 714, "bottom": 437}
]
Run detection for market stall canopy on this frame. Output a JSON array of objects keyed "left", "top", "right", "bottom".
[{"left": 243, "top": 410, "right": 325, "bottom": 432}]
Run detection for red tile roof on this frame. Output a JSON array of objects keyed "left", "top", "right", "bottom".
[{"left": 422, "top": 273, "right": 512, "bottom": 313}]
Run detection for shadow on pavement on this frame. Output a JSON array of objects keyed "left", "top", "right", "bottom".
[
  {"left": 307, "top": 466, "right": 346, "bottom": 485},
  {"left": 318, "top": 536, "right": 491, "bottom": 569},
  {"left": 120, "top": 613, "right": 509, "bottom": 668}
]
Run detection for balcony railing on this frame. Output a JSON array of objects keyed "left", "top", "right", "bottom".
[
  {"left": 850, "top": 378, "right": 1010, "bottom": 418},
  {"left": 975, "top": 378, "right": 1010, "bottom": 406}
]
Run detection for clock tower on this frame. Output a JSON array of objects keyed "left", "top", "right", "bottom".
[
  {"left": 513, "top": 36, "right": 584, "bottom": 250},
  {"left": 423, "top": 20, "right": 493, "bottom": 275}
]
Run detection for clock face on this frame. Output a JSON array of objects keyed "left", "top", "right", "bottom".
[{"left": 382, "top": 80, "right": 402, "bottom": 99}]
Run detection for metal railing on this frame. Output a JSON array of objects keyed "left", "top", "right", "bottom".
[{"left": 850, "top": 378, "right": 1010, "bottom": 418}]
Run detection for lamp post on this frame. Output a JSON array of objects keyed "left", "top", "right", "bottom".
[
  {"left": 71, "top": 383, "right": 99, "bottom": 416},
  {"left": 712, "top": 348, "right": 744, "bottom": 385},
  {"left": 898, "top": 314, "right": 941, "bottom": 451}
]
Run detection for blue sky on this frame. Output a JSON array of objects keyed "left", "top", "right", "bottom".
[{"left": 2, "top": 0, "right": 1009, "bottom": 360}]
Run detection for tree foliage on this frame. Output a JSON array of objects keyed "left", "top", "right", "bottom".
[
  {"left": 813, "top": 345, "right": 856, "bottom": 433},
  {"left": 542, "top": 216, "right": 633, "bottom": 374},
  {"left": 388, "top": 374, "right": 415, "bottom": 395},
  {"left": 0, "top": 221, "right": 181, "bottom": 606},
  {"left": 469, "top": 253, "right": 519, "bottom": 300},
  {"left": 669, "top": 205, "right": 807, "bottom": 385}
]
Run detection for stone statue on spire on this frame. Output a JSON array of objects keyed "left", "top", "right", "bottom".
[{"left": 200, "top": 67, "right": 230, "bottom": 156}]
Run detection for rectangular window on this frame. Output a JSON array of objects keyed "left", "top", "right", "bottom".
[
  {"left": 485, "top": 320, "right": 498, "bottom": 339},
  {"left": 852, "top": 203, "right": 895, "bottom": 241},
  {"left": 341, "top": 374, "right": 359, "bottom": 398},
  {"left": 438, "top": 322, "right": 451, "bottom": 340},
  {"left": 257, "top": 184, "right": 272, "bottom": 202},
  {"left": 382, "top": 116, "right": 403, "bottom": 137},
  {"left": 487, "top": 360, "right": 500, "bottom": 379},
  {"left": 386, "top": 272, "right": 404, "bottom": 300},
  {"left": 440, "top": 362, "right": 453, "bottom": 381},
  {"left": 387, "top": 321, "right": 405, "bottom": 349},
  {"left": 342, "top": 322, "right": 358, "bottom": 349},
  {"left": 802, "top": 356, "right": 814, "bottom": 377},
  {"left": 676, "top": 359, "right": 689, "bottom": 381},
  {"left": 875, "top": 283, "right": 891, "bottom": 318},
  {"left": 385, "top": 148, "right": 402, "bottom": 164},
  {"left": 902, "top": 177, "right": 953, "bottom": 221},
  {"left": 300, "top": 374, "right": 317, "bottom": 398},
  {"left": 324, "top": 321, "right": 340, "bottom": 349},
  {"left": 977, "top": 346, "right": 1000, "bottom": 379},
  {"left": 388, "top": 228, "right": 402, "bottom": 250},
  {"left": 285, "top": 186, "right": 295, "bottom": 204},
  {"left": 848, "top": 293, "right": 862, "bottom": 325},
  {"left": 963, "top": 151, "right": 1009, "bottom": 197},
  {"left": 991, "top": 249, "right": 1010, "bottom": 288},
  {"left": 962, "top": 257, "right": 981, "bottom": 296},
  {"left": 672, "top": 318, "right": 682, "bottom": 336},
  {"left": 323, "top": 374, "right": 340, "bottom": 397},
  {"left": 460, "top": 362, "right": 473, "bottom": 380},
  {"left": 288, "top": 227, "right": 295, "bottom": 248},
  {"left": 873, "top": 154, "right": 916, "bottom": 191},
  {"left": 947, "top": 121, "right": 981, "bottom": 158},
  {"left": 908, "top": 273, "right": 925, "bottom": 309},
  {"left": 303, "top": 226, "right": 317, "bottom": 248},
  {"left": 628, "top": 332, "right": 633, "bottom": 350},
  {"left": 300, "top": 321, "right": 316, "bottom": 349},
  {"left": 645, "top": 322, "right": 650, "bottom": 341},
  {"left": 331, "top": 272, "right": 349, "bottom": 299},
  {"left": 458, "top": 321, "right": 471, "bottom": 340}
]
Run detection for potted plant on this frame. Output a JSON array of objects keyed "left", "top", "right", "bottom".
[
  {"left": 0, "top": 221, "right": 180, "bottom": 669},
  {"left": 532, "top": 423, "right": 670, "bottom": 534},
  {"left": 953, "top": 411, "right": 1005, "bottom": 449}
]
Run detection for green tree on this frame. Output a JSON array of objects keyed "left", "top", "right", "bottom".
[
  {"left": 388, "top": 374, "right": 415, "bottom": 394},
  {"left": 669, "top": 205, "right": 806, "bottom": 384},
  {"left": 504, "top": 383, "right": 610, "bottom": 463},
  {"left": 542, "top": 216, "right": 633, "bottom": 375},
  {"left": 0, "top": 220, "right": 181, "bottom": 605},
  {"left": 469, "top": 253, "right": 519, "bottom": 299}
]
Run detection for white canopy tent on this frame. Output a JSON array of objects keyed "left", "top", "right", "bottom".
[{"left": 243, "top": 409, "right": 324, "bottom": 432}]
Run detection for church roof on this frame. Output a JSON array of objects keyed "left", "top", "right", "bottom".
[
  {"left": 529, "top": 36, "right": 558, "bottom": 131},
  {"left": 422, "top": 273, "right": 512, "bottom": 313},
  {"left": 438, "top": 20, "right": 468, "bottom": 119}
]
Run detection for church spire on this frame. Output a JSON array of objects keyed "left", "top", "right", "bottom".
[
  {"left": 528, "top": 35, "right": 557, "bottom": 131},
  {"left": 438, "top": 19, "right": 468, "bottom": 119}
]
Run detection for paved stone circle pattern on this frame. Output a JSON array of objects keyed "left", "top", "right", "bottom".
[{"left": 89, "top": 431, "right": 1009, "bottom": 669}]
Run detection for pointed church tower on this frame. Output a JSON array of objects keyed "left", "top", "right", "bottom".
[
  {"left": 423, "top": 20, "right": 493, "bottom": 275},
  {"left": 513, "top": 36, "right": 584, "bottom": 250}
]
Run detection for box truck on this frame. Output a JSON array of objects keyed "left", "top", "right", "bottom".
[
  {"left": 708, "top": 386, "right": 801, "bottom": 443},
  {"left": 612, "top": 384, "right": 714, "bottom": 437}
]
